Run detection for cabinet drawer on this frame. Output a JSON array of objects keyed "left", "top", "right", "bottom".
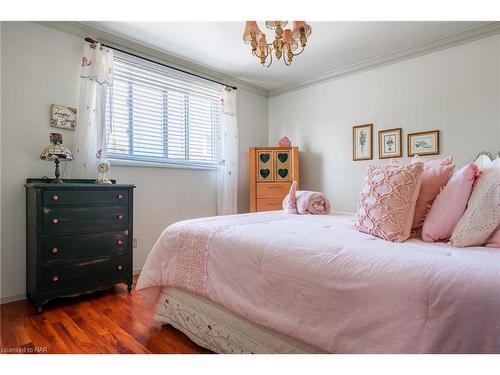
[
  {"left": 43, "top": 189, "right": 128, "bottom": 206},
  {"left": 256, "top": 183, "right": 291, "bottom": 199},
  {"left": 43, "top": 206, "right": 129, "bottom": 235},
  {"left": 43, "top": 255, "right": 129, "bottom": 293},
  {"left": 41, "top": 231, "right": 129, "bottom": 264},
  {"left": 256, "top": 199, "right": 283, "bottom": 212}
]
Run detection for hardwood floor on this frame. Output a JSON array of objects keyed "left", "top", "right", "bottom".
[{"left": 0, "top": 276, "right": 211, "bottom": 354}]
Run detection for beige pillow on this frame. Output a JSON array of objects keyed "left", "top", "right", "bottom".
[{"left": 450, "top": 158, "right": 500, "bottom": 247}]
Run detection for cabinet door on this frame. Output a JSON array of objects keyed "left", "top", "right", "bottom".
[
  {"left": 256, "top": 150, "right": 274, "bottom": 182},
  {"left": 274, "top": 149, "right": 292, "bottom": 182}
]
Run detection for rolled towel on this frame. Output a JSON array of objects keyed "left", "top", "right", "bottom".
[
  {"left": 283, "top": 186, "right": 331, "bottom": 215},
  {"left": 283, "top": 181, "right": 298, "bottom": 214}
]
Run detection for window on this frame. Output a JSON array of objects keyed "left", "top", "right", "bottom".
[{"left": 105, "top": 51, "right": 221, "bottom": 168}]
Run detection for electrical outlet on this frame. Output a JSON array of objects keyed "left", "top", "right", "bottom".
[{"left": 133, "top": 238, "right": 138, "bottom": 248}]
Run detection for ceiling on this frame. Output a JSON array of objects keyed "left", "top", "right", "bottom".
[{"left": 89, "top": 21, "right": 491, "bottom": 91}]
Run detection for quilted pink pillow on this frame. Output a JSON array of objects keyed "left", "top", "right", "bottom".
[
  {"left": 355, "top": 161, "right": 424, "bottom": 242},
  {"left": 411, "top": 156, "right": 455, "bottom": 231},
  {"left": 421, "top": 163, "right": 480, "bottom": 242}
]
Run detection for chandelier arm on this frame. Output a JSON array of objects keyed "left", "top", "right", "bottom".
[
  {"left": 291, "top": 45, "right": 306, "bottom": 57},
  {"left": 265, "top": 44, "right": 273, "bottom": 67}
]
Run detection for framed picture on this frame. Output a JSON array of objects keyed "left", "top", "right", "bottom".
[
  {"left": 50, "top": 104, "right": 77, "bottom": 130},
  {"left": 352, "top": 124, "right": 373, "bottom": 161},
  {"left": 378, "top": 128, "right": 402, "bottom": 159},
  {"left": 408, "top": 130, "right": 440, "bottom": 156}
]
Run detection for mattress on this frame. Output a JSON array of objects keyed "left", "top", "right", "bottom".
[
  {"left": 137, "top": 211, "right": 500, "bottom": 353},
  {"left": 155, "top": 287, "right": 323, "bottom": 354}
]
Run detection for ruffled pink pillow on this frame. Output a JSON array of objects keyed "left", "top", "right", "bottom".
[
  {"left": 355, "top": 161, "right": 424, "bottom": 242},
  {"left": 411, "top": 156, "right": 454, "bottom": 231},
  {"left": 421, "top": 163, "right": 480, "bottom": 242}
]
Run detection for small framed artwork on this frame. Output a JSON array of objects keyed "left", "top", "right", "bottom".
[
  {"left": 378, "top": 128, "right": 402, "bottom": 159},
  {"left": 408, "top": 130, "right": 440, "bottom": 156},
  {"left": 352, "top": 124, "right": 373, "bottom": 161},
  {"left": 50, "top": 104, "right": 77, "bottom": 130}
]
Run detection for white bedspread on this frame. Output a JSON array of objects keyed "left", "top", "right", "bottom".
[{"left": 136, "top": 211, "right": 500, "bottom": 353}]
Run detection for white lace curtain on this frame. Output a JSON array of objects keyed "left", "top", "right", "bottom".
[
  {"left": 217, "top": 87, "right": 238, "bottom": 215},
  {"left": 63, "top": 41, "right": 113, "bottom": 178}
]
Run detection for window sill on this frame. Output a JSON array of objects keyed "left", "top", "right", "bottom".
[{"left": 108, "top": 158, "right": 218, "bottom": 171}]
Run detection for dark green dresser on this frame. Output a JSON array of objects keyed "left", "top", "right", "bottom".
[{"left": 25, "top": 179, "right": 136, "bottom": 313}]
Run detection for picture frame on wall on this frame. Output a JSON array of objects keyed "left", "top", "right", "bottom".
[
  {"left": 352, "top": 123, "right": 373, "bottom": 161},
  {"left": 50, "top": 104, "right": 77, "bottom": 130},
  {"left": 408, "top": 130, "right": 440, "bottom": 156},
  {"left": 378, "top": 128, "right": 402, "bottom": 159}
]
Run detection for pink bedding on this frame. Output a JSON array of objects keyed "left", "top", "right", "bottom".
[{"left": 136, "top": 211, "right": 500, "bottom": 353}]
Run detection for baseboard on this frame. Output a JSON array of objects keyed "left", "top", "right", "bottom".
[
  {"left": 0, "top": 293, "right": 26, "bottom": 304},
  {"left": 1, "top": 268, "right": 143, "bottom": 305}
]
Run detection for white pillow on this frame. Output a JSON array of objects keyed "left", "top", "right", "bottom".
[{"left": 450, "top": 158, "right": 500, "bottom": 247}]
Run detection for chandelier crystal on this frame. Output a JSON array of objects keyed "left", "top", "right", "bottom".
[{"left": 242, "top": 20, "right": 312, "bottom": 67}]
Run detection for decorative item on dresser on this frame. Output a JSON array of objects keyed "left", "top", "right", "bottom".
[
  {"left": 40, "top": 133, "right": 73, "bottom": 183},
  {"left": 25, "top": 178, "right": 136, "bottom": 314},
  {"left": 249, "top": 147, "right": 299, "bottom": 212}
]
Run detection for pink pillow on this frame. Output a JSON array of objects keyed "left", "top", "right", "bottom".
[
  {"left": 411, "top": 156, "right": 454, "bottom": 230},
  {"left": 421, "top": 163, "right": 480, "bottom": 242},
  {"left": 485, "top": 227, "right": 500, "bottom": 248},
  {"left": 355, "top": 161, "right": 424, "bottom": 242}
]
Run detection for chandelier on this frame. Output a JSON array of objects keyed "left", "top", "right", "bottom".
[{"left": 242, "top": 21, "right": 312, "bottom": 67}]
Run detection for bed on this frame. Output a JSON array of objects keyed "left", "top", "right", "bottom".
[{"left": 136, "top": 210, "right": 500, "bottom": 354}]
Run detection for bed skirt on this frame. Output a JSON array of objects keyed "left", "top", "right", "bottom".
[{"left": 155, "top": 287, "right": 323, "bottom": 354}]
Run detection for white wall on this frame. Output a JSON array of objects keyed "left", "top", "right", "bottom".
[
  {"left": 269, "top": 35, "right": 500, "bottom": 213},
  {"left": 0, "top": 22, "right": 268, "bottom": 302},
  {"left": 0, "top": 22, "right": 3, "bottom": 300}
]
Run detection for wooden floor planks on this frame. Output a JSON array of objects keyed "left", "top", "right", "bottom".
[{"left": 0, "top": 276, "right": 211, "bottom": 354}]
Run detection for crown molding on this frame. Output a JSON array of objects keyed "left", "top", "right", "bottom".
[
  {"left": 34, "top": 21, "right": 269, "bottom": 97},
  {"left": 33, "top": 21, "right": 500, "bottom": 99},
  {"left": 269, "top": 22, "right": 500, "bottom": 97}
]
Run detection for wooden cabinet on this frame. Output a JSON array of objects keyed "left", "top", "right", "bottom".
[
  {"left": 249, "top": 147, "right": 299, "bottom": 212},
  {"left": 25, "top": 178, "right": 135, "bottom": 313}
]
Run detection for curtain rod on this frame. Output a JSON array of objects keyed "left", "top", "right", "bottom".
[{"left": 84, "top": 37, "right": 237, "bottom": 90}]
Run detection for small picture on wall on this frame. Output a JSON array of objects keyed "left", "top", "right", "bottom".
[
  {"left": 352, "top": 124, "right": 373, "bottom": 161},
  {"left": 378, "top": 128, "right": 402, "bottom": 159},
  {"left": 50, "top": 104, "right": 77, "bottom": 130},
  {"left": 408, "top": 130, "right": 440, "bottom": 156}
]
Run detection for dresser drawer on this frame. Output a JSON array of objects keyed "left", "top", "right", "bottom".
[
  {"left": 43, "top": 189, "right": 128, "bottom": 206},
  {"left": 43, "top": 255, "right": 129, "bottom": 293},
  {"left": 43, "top": 206, "right": 129, "bottom": 234},
  {"left": 256, "top": 199, "right": 283, "bottom": 212},
  {"left": 41, "top": 231, "right": 129, "bottom": 264},
  {"left": 256, "top": 183, "right": 291, "bottom": 199}
]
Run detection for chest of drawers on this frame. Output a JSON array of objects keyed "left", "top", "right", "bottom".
[
  {"left": 25, "top": 179, "right": 135, "bottom": 313},
  {"left": 249, "top": 147, "right": 299, "bottom": 212}
]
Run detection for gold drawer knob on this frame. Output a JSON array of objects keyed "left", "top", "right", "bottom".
[
  {"left": 52, "top": 194, "right": 60, "bottom": 201},
  {"left": 51, "top": 247, "right": 59, "bottom": 254},
  {"left": 117, "top": 194, "right": 124, "bottom": 199},
  {"left": 117, "top": 240, "right": 123, "bottom": 246},
  {"left": 52, "top": 276, "right": 59, "bottom": 282},
  {"left": 52, "top": 218, "right": 59, "bottom": 224},
  {"left": 117, "top": 214, "right": 124, "bottom": 220},
  {"left": 117, "top": 265, "right": 123, "bottom": 271}
]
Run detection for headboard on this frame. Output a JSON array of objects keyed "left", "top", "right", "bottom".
[{"left": 474, "top": 151, "right": 499, "bottom": 168}]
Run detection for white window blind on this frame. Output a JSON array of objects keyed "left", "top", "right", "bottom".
[{"left": 105, "top": 51, "right": 221, "bottom": 168}]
